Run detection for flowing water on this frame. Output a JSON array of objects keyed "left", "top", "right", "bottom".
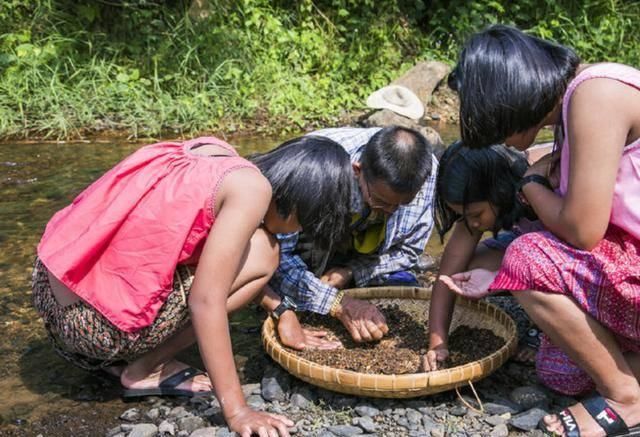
[{"left": 0, "top": 125, "right": 466, "bottom": 435}]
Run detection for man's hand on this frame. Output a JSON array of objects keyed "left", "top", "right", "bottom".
[
  {"left": 320, "top": 267, "right": 353, "bottom": 289},
  {"left": 422, "top": 345, "right": 449, "bottom": 371},
  {"left": 277, "top": 310, "right": 342, "bottom": 350},
  {"left": 333, "top": 295, "right": 389, "bottom": 342},
  {"left": 439, "top": 269, "right": 498, "bottom": 299}
]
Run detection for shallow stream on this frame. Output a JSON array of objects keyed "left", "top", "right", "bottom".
[{"left": 0, "top": 125, "right": 464, "bottom": 435}]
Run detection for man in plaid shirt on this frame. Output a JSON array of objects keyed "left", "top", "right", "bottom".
[{"left": 266, "top": 126, "right": 438, "bottom": 348}]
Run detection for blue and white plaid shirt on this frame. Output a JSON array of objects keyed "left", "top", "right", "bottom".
[{"left": 269, "top": 127, "right": 438, "bottom": 314}]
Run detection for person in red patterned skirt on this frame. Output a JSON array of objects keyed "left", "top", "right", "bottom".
[{"left": 440, "top": 25, "right": 640, "bottom": 437}]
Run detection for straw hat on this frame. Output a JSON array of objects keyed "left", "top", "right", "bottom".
[{"left": 366, "top": 85, "right": 425, "bottom": 120}]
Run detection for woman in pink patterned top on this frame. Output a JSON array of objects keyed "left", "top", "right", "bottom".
[
  {"left": 33, "top": 135, "right": 353, "bottom": 436},
  {"left": 442, "top": 25, "right": 640, "bottom": 436}
]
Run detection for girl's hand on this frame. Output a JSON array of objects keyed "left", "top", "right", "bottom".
[
  {"left": 226, "top": 406, "right": 293, "bottom": 437},
  {"left": 524, "top": 152, "right": 561, "bottom": 189},
  {"left": 277, "top": 310, "right": 342, "bottom": 350},
  {"left": 438, "top": 269, "right": 498, "bottom": 299},
  {"left": 422, "top": 345, "right": 449, "bottom": 371}
]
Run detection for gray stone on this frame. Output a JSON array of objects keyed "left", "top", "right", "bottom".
[
  {"left": 394, "top": 61, "right": 450, "bottom": 110},
  {"left": 450, "top": 406, "right": 467, "bottom": 417},
  {"left": 169, "top": 406, "right": 190, "bottom": 419},
  {"left": 260, "top": 366, "right": 289, "bottom": 402},
  {"left": 290, "top": 386, "right": 315, "bottom": 409},
  {"left": 422, "top": 416, "right": 440, "bottom": 431},
  {"left": 406, "top": 408, "right": 422, "bottom": 424},
  {"left": 434, "top": 410, "right": 447, "bottom": 419},
  {"left": 484, "top": 399, "right": 521, "bottom": 415},
  {"left": 190, "top": 428, "right": 218, "bottom": 437},
  {"left": 178, "top": 432, "right": 189, "bottom": 437},
  {"left": 355, "top": 405, "right": 380, "bottom": 417},
  {"left": 490, "top": 424, "right": 509, "bottom": 437},
  {"left": 105, "top": 425, "right": 122, "bottom": 437},
  {"left": 317, "top": 431, "right": 336, "bottom": 437},
  {"left": 241, "top": 383, "right": 261, "bottom": 397},
  {"left": 510, "top": 386, "right": 549, "bottom": 410},
  {"left": 128, "top": 423, "right": 158, "bottom": 437},
  {"left": 328, "top": 425, "right": 362, "bottom": 436},
  {"left": 485, "top": 415, "right": 506, "bottom": 427},
  {"left": 178, "top": 416, "right": 207, "bottom": 434},
  {"left": 354, "top": 416, "right": 377, "bottom": 433},
  {"left": 430, "top": 426, "right": 445, "bottom": 437},
  {"left": 246, "top": 394, "right": 265, "bottom": 410},
  {"left": 145, "top": 408, "right": 160, "bottom": 421},
  {"left": 510, "top": 407, "right": 548, "bottom": 431},
  {"left": 215, "top": 428, "right": 237, "bottom": 437},
  {"left": 120, "top": 408, "right": 141, "bottom": 422},
  {"left": 158, "top": 420, "right": 176, "bottom": 436},
  {"left": 121, "top": 424, "right": 134, "bottom": 432},
  {"left": 397, "top": 417, "right": 411, "bottom": 429}
]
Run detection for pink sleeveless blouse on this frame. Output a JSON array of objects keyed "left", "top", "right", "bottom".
[
  {"left": 559, "top": 63, "right": 640, "bottom": 241},
  {"left": 37, "top": 137, "right": 257, "bottom": 332}
]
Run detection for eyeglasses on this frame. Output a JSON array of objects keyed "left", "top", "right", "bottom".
[{"left": 364, "top": 179, "right": 400, "bottom": 212}]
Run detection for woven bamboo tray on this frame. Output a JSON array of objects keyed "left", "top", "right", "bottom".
[{"left": 262, "top": 286, "right": 517, "bottom": 398}]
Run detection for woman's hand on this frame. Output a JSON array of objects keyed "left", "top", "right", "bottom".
[
  {"left": 438, "top": 269, "right": 498, "bottom": 299},
  {"left": 226, "top": 406, "right": 293, "bottom": 437},
  {"left": 277, "top": 310, "right": 342, "bottom": 350},
  {"left": 422, "top": 345, "right": 449, "bottom": 371}
]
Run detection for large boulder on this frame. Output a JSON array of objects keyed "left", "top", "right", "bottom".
[{"left": 392, "top": 61, "right": 451, "bottom": 111}]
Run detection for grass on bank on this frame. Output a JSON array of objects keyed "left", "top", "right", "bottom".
[{"left": 0, "top": 0, "right": 639, "bottom": 140}]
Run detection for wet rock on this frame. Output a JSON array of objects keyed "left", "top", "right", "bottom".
[
  {"left": 120, "top": 408, "right": 141, "bottom": 422},
  {"left": 190, "top": 427, "right": 218, "bottom": 437},
  {"left": 145, "top": 408, "right": 160, "bottom": 421},
  {"left": 510, "top": 386, "right": 549, "bottom": 410},
  {"left": 484, "top": 398, "right": 521, "bottom": 415},
  {"left": 328, "top": 424, "right": 362, "bottom": 436},
  {"left": 406, "top": 408, "right": 422, "bottom": 424},
  {"left": 215, "top": 427, "right": 237, "bottom": 437},
  {"left": 490, "top": 424, "right": 509, "bottom": 437},
  {"left": 450, "top": 405, "right": 467, "bottom": 417},
  {"left": 510, "top": 407, "right": 548, "bottom": 431},
  {"left": 178, "top": 415, "right": 207, "bottom": 434},
  {"left": 290, "top": 386, "right": 315, "bottom": 409},
  {"left": 355, "top": 405, "right": 379, "bottom": 417},
  {"left": 158, "top": 420, "right": 176, "bottom": 436},
  {"left": 261, "top": 366, "right": 289, "bottom": 402},
  {"left": 353, "top": 416, "right": 377, "bottom": 433},
  {"left": 241, "top": 383, "right": 261, "bottom": 397},
  {"left": 246, "top": 394, "right": 265, "bottom": 410},
  {"left": 106, "top": 425, "right": 122, "bottom": 437},
  {"left": 128, "top": 423, "right": 158, "bottom": 437},
  {"left": 169, "top": 406, "right": 190, "bottom": 419},
  {"left": 317, "top": 430, "right": 336, "bottom": 437},
  {"left": 484, "top": 414, "right": 506, "bottom": 426}
]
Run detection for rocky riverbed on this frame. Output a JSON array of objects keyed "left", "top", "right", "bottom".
[{"left": 85, "top": 357, "right": 572, "bottom": 437}]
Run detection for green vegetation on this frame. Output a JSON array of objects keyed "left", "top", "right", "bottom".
[{"left": 0, "top": 0, "right": 638, "bottom": 140}]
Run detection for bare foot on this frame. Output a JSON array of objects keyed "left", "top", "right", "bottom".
[
  {"left": 121, "top": 360, "right": 212, "bottom": 393},
  {"left": 541, "top": 394, "right": 640, "bottom": 437}
]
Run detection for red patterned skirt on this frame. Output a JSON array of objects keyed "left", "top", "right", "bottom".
[{"left": 490, "top": 225, "right": 640, "bottom": 395}]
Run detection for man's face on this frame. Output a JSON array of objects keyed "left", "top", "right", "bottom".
[{"left": 354, "top": 163, "right": 416, "bottom": 215}]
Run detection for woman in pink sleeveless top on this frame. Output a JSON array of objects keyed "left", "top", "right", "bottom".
[
  {"left": 439, "top": 25, "right": 640, "bottom": 436},
  {"left": 33, "top": 134, "right": 353, "bottom": 436}
]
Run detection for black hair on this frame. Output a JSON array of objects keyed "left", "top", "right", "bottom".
[
  {"left": 449, "top": 24, "right": 580, "bottom": 149},
  {"left": 250, "top": 135, "right": 352, "bottom": 249},
  {"left": 360, "top": 125, "right": 433, "bottom": 194},
  {"left": 434, "top": 141, "right": 534, "bottom": 241}
]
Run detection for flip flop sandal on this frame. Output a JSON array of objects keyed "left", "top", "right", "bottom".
[
  {"left": 539, "top": 395, "right": 640, "bottom": 436},
  {"left": 521, "top": 326, "right": 542, "bottom": 350},
  {"left": 122, "top": 367, "right": 213, "bottom": 399}
]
